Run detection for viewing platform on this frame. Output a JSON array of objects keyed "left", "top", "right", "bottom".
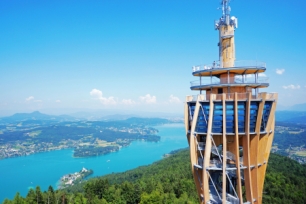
[
  {"left": 190, "top": 75, "right": 269, "bottom": 90},
  {"left": 186, "top": 92, "right": 277, "bottom": 102},
  {"left": 192, "top": 60, "right": 266, "bottom": 77}
]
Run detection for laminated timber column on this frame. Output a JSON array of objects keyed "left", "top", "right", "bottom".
[
  {"left": 222, "top": 93, "right": 227, "bottom": 203},
  {"left": 234, "top": 93, "right": 243, "bottom": 201},
  {"left": 202, "top": 94, "right": 215, "bottom": 204},
  {"left": 184, "top": 96, "right": 193, "bottom": 145},
  {"left": 184, "top": 96, "right": 191, "bottom": 135},
  {"left": 258, "top": 94, "right": 278, "bottom": 204},
  {"left": 257, "top": 93, "right": 271, "bottom": 204},
  {"left": 243, "top": 92, "right": 254, "bottom": 203},
  {"left": 252, "top": 92, "right": 266, "bottom": 203},
  {"left": 189, "top": 99, "right": 202, "bottom": 200}
]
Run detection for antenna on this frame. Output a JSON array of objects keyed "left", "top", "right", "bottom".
[{"left": 215, "top": 0, "right": 237, "bottom": 30}]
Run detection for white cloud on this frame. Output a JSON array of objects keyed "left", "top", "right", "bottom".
[
  {"left": 122, "top": 99, "right": 135, "bottom": 105},
  {"left": 282, "top": 84, "right": 300, "bottom": 90},
  {"left": 55, "top": 100, "right": 61, "bottom": 103},
  {"left": 169, "top": 95, "right": 181, "bottom": 103},
  {"left": 276, "top": 69, "right": 285, "bottom": 75},
  {"left": 25, "top": 96, "right": 34, "bottom": 102},
  {"left": 90, "top": 89, "right": 117, "bottom": 105},
  {"left": 139, "top": 94, "right": 156, "bottom": 104},
  {"left": 25, "top": 96, "right": 42, "bottom": 103}
]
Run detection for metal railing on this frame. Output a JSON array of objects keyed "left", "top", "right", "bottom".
[
  {"left": 190, "top": 75, "right": 269, "bottom": 87},
  {"left": 192, "top": 60, "right": 266, "bottom": 73},
  {"left": 186, "top": 92, "right": 277, "bottom": 102}
]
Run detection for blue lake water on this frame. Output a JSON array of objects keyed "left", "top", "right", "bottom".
[{"left": 0, "top": 123, "right": 187, "bottom": 201}]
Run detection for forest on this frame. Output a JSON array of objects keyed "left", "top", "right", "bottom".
[{"left": 2, "top": 149, "right": 306, "bottom": 204}]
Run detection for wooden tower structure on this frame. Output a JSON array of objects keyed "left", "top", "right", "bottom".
[{"left": 184, "top": 1, "right": 278, "bottom": 203}]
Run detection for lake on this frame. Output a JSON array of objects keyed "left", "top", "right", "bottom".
[{"left": 0, "top": 123, "right": 187, "bottom": 201}]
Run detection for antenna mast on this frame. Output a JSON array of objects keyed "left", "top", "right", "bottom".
[{"left": 215, "top": 0, "right": 238, "bottom": 68}]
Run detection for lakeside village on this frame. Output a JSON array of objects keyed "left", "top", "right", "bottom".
[
  {"left": 58, "top": 167, "right": 93, "bottom": 189},
  {"left": 271, "top": 125, "right": 306, "bottom": 164}
]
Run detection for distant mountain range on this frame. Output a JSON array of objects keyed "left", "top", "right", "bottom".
[
  {"left": 277, "top": 103, "right": 306, "bottom": 111},
  {"left": 1, "top": 108, "right": 305, "bottom": 124},
  {"left": 0, "top": 111, "right": 76, "bottom": 123},
  {"left": 0, "top": 111, "right": 176, "bottom": 124}
]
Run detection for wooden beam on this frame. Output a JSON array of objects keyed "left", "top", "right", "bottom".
[
  {"left": 243, "top": 92, "right": 254, "bottom": 203},
  {"left": 256, "top": 93, "right": 266, "bottom": 204},
  {"left": 264, "top": 93, "right": 278, "bottom": 161},
  {"left": 250, "top": 93, "right": 266, "bottom": 202},
  {"left": 222, "top": 93, "right": 227, "bottom": 204},
  {"left": 189, "top": 99, "right": 203, "bottom": 202},
  {"left": 203, "top": 94, "right": 216, "bottom": 203},
  {"left": 258, "top": 94, "right": 278, "bottom": 204},
  {"left": 184, "top": 101, "right": 190, "bottom": 145},
  {"left": 234, "top": 92, "right": 243, "bottom": 201}
]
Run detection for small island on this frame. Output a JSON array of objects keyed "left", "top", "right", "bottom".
[{"left": 58, "top": 167, "right": 93, "bottom": 189}]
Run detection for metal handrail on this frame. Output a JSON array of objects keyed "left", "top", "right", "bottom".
[
  {"left": 185, "top": 92, "right": 277, "bottom": 102},
  {"left": 190, "top": 76, "right": 269, "bottom": 87},
  {"left": 192, "top": 60, "right": 266, "bottom": 73}
]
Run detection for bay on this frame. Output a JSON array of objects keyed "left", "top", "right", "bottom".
[{"left": 0, "top": 123, "right": 187, "bottom": 202}]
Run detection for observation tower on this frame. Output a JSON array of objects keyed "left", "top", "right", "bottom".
[{"left": 184, "top": 1, "right": 277, "bottom": 203}]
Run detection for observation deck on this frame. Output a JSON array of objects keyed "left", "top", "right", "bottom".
[{"left": 190, "top": 60, "right": 269, "bottom": 91}]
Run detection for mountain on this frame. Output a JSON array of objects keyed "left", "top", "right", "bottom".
[
  {"left": 276, "top": 110, "right": 306, "bottom": 122},
  {"left": 98, "top": 114, "right": 139, "bottom": 121},
  {"left": 123, "top": 117, "right": 170, "bottom": 125},
  {"left": 288, "top": 103, "right": 306, "bottom": 111},
  {"left": 0, "top": 111, "right": 75, "bottom": 123},
  {"left": 277, "top": 103, "right": 306, "bottom": 112}
]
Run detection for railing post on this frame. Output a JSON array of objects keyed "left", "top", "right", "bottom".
[
  {"left": 227, "top": 70, "right": 229, "bottom": 84},
  {"left": 210, "top": 72, "right": 212, "bottom": 84}
]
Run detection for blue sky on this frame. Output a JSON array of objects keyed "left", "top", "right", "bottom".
[{"left": 0, "top": 0, "right": 305, "bottom": 116}]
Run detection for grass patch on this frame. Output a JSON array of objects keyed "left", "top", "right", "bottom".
[
  {"left": 96, "top": 139, "right": 117, "bottom": 147},
  {"left": 295, "top": 151, "right": 306, "bottom": 157},
  {"left": 28, "top": 130, "right": 42, "bottom": 137}
]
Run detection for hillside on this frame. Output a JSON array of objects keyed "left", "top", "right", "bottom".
[
  {"left": 2, "top": 149, "right": 306, "bottom": 204},
  {"left": 0, "top": 111, "right": 75, "bottom": 123}
]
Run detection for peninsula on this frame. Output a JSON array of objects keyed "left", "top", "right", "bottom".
[{"left": 0, "top": 113, "right": 167, "bottom": 159}]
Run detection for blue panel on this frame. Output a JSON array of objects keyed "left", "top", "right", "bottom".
[
  {"left": 188, "top": 102, "right": 196, "bottom": 120},
  {"left": 237, "top": 104, "right": 245, "bottom": 109},
  {"left": 237, "top": 102, "right": 246, "bottom": 133},
  {"left": 238, "top": 121, "right": 245, "bottom": 125},
  {"left": 249, "top": 101, "right": 259, "bottom": 132},
  {"left": 238, "top": 128, "right": 245, "bottom": 132},
  {"left": 225, "top": 102, "right": 234, "bottom": 133},
  {"left": 212, "top": 127, "right": 222, "bottom": 133},
  {"left": 226, "top": 127, "right": 234, "bottom": 132},
  {"left": 195, "top": 102, "right": 210, "bottom": 133},
  {"left": 212, "top": 102, "right": 223, "bottom": 133},
  {"left": 213, "top": 121, "right": 222, "bottom": 126},
  {"left": 260, "top": 101, "right": 273, "bottom": 132}
]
